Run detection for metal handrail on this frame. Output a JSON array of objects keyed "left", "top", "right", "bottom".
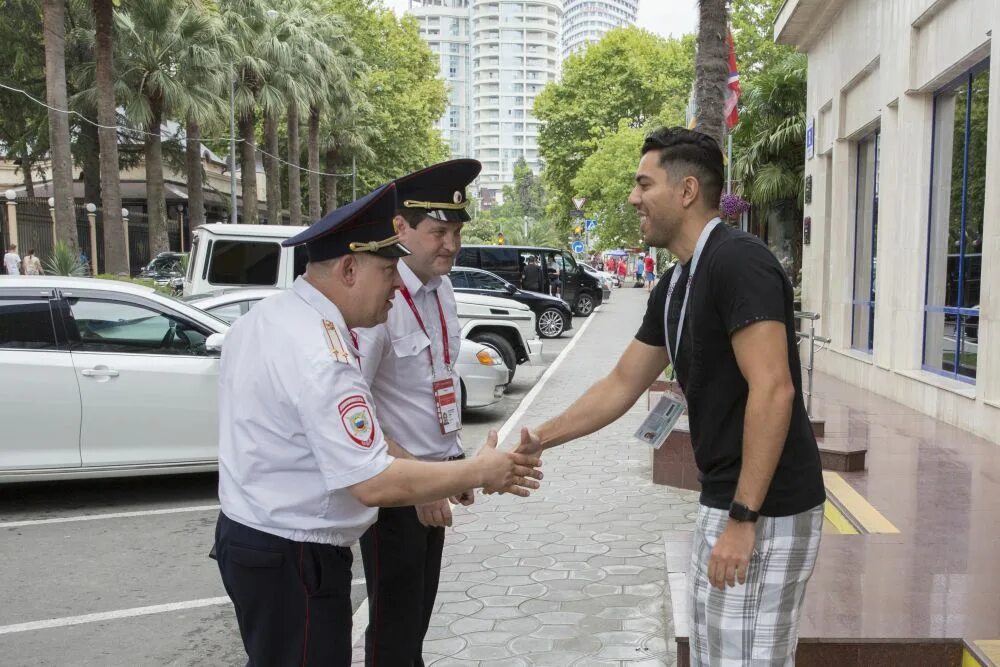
[{"left": 794, "top": 311, "right": 830, "bottom": 417}]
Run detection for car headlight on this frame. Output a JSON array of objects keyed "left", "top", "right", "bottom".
[{"left": 476, "top": 348, "right": 504, "bottom": 366}]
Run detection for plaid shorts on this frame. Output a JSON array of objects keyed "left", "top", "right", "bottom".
[{"left": 688, "top": 503, "right": 823, "bottom": 666}]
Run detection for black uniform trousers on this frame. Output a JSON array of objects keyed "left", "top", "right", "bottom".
[
  {"left": 214, "top": 512, "right": 354, "bottom": 666},
  {"left": 360, "top": 505, "right": 446, "bottom": 667}
]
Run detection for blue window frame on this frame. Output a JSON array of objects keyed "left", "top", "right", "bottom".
[
  {"left": 852, "top": 130, "right": 880, "bottom": 352},
  {"left": 923, "top": 61, "right": 989, "bottom": 382}
]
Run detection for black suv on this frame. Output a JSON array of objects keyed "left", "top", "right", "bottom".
[
  {"left": 455, "top": 245, "right": 603, "bottom": 316},
  {"left": 450, "top": 267, "right": 574, "bottom": 338}
]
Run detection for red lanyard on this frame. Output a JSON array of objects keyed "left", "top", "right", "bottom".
[{"left": 399, "top": 285, "right": 451, "bottom": 369}]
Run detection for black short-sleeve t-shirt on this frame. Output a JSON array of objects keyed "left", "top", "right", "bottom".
[{"left": 636, "top": 223, "right": 825, "bottom": 516}]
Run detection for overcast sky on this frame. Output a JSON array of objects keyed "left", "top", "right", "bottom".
[{"left": 386, "top": 1, "right": 698, "bottom": 39}]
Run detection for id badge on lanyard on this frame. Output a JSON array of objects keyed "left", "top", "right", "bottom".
[
  {"left": 401, "top": 286, "right": 462, "bottom": 435},
  {"left": 633, "top": 218, "right": 721, "bottom": 448}
]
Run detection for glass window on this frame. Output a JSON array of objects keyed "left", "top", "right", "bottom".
[
  {"left": 449, "top": 271, "right": 472, "bottom": 289},
  {"left": 68, "top": 299, "right": 210, "bottom": 355},
  {"left": 472, "top": 271, "right": 509, "bottom": 291},
  {"left": 0, "top": 298, "right": 58, "bottom": 350},
  {"left": 852, "top": 130, "right": 879, "bottom": 352},
  {"left": 207, "top": 302, "right": 245, "bottom": 324},
  {"left": 208, "top": 240, "right": 280, "bottom": 286},
  {"left": 924, "top": 64, "right": 988, "bottom": 382},
  {"left": 480, "top": 248, "right": 520, "bottom": 276},
  {"left": 293, "top": 246, "right": 308, "bottom": 281}
]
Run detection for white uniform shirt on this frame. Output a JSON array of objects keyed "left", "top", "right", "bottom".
[
  {"left": 218, "top": 277, "right": 394, "bottom": 545},
  {"left": 355, "top": 260, "right": 463, "bottom": 461}
]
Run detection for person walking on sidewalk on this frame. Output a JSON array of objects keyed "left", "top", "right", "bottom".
[
  {"left": 23, "top": 249, "right": 43, "bottom": 276},
  {"left": 213, "top": 182, "right": 542, "bottom": 667},
  {"left": 354, "top": 160, "right": 482, "bottom": 666},
  {"left": 4, "top": 244, "right": 21, "bottom": 275},
  {"left": 643, "top": 252, "right": 656, "bottom": 291},
  {"left": 514, "top": 126, "right": 825, "bottom": 666}
]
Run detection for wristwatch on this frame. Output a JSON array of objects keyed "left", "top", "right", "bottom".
[{"left": 729, "top": 501, "right": 759, "bottom": 523}]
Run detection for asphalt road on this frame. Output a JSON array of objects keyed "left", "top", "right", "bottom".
[{"left": 0, "top": 320, "right": 584, "bottom": 665}]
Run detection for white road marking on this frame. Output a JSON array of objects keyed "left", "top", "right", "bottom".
[
  {"left": 352, "top": 599, "right": 369, "bottom": 647},
  {"left": 0, "top": 597, "right": 231, "bottom": 636},
  {"left": 497, "top": 306, "right": 602, "bottom": 445},
  {"left": 0, "top": 504, "right": 221, "bottom": 529}
]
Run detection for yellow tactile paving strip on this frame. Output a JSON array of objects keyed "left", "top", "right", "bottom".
[
  {"left": 822, "top": 471, "right": 899, "bottom": 535},
  {"left": 965, "top": 640, "right": 1000, "bottom": 666}
]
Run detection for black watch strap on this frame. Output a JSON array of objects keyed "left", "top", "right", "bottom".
[{"left": 729, "top": 501, "right": 760, "bottom": 523}]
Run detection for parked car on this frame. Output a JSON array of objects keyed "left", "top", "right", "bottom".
[
  {"left": 185, "top": 288, "right": 509, "bottom": 409},
  {"left": 456, "top": 244, "right": 604, "bottom": 316},
  {"left": 449, "top": 266, "right": 573, "bottom": 339},
  {"left": 183, "top": 223, "right": 542, "bottom": 382},
  {"left": 578, "top": 263, "right": 614, "bottom": 301},
  {"left": 0, "top": 276, "right": 227, "bottom": 483},
  {"left": 140, "top": 251, "right": 187, "bottom": 294}
]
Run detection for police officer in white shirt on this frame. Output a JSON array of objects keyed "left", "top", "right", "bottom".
[
  {"left": 214, "top": 182, "right": 543, "bottom": 667},
  {"left": 354, "top": 160, "right": 482, "bottom": 665}
]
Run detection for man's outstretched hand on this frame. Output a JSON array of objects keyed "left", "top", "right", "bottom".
[
  {"left": 475, "top": 429, "right": 543, "bottom": 496},
  {"left": 514, "top": 426, "right": 543, "bottom": 457}
]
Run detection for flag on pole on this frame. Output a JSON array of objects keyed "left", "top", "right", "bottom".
[{"left": 724, "top": 30, "right": 741, "bottom": 130}]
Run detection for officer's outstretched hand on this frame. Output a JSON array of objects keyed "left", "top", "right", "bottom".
[{"left": 476, "top": 429, "right": 543, "bottom": 497}]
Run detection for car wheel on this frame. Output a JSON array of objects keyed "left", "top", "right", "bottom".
[
  {"left": 471, "top": 332, "right": 517, "bottom": 384},
  {"left": 575, "top": 293, "right": 595, "bottom": 316},
  {"left": 537, "top": 307, "right": 566, "bottom": 338},
  {"left": 460, "top": 378, "right": 468, "bottom": 415}
]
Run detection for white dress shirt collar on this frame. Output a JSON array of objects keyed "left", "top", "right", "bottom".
[{"left": 399, "top": 257, "right": 443, "bottom": 296}]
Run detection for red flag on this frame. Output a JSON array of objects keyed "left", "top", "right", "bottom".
[{"left": 725, "top": 30, "right": 741, "bottom": 130}]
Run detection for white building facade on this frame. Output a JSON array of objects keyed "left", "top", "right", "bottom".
[
  {"left": 561, "top": 0, "right": 638, "bottom": 59},
  {"left": 411, "top": 0, "right": 561, "bottom": 198},
  {"left": 776, "top": 0, "right": 1000, "bottom": 443},
  {"left": 409, "top": 1, "right": 474, "bottom": 159}
]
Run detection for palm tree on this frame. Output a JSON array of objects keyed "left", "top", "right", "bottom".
[
  {"left": 112, "top": 1, "right": 225, "bottom": 254},
  {"left": 92, "top": 0, "right": 127, "bottom": 274},
  {"left": 42, "top": 0, "right": 79, "bottom": 251},
  {"left": 733, "top": 52, "right": 807, "bottom": 279},
  {"left": 322, "top": 103, "right": 376, "bottom": 212},
  {"left": 693, "top": 0, "right": 730, "bottom": 149},
  {"left": 287, "top": 98, "right": 302, "bottom": 226}
]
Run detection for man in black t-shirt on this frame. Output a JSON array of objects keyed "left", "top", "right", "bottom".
[{"left": 514, "top": 127, "right": 825, "bottom": 665}]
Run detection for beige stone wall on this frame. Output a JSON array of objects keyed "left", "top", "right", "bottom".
[{"left": 786, "top": 0, "right": 1000, "bottom": 442}]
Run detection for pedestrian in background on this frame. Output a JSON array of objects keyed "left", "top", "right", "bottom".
[
  {"left": 644, "top": 252, "right": 656, "bottom": 291},
  {"left": 3, "top": 244, "right": 21, "bottom": 275},
  {"left": 23, "top": 249, "right": 43, "bottom": 275}
]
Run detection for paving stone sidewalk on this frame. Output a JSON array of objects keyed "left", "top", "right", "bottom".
[{"left": 353, "top": 288, "right": 700, "bottom": 666}]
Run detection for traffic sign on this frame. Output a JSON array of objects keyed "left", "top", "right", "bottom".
[
  {"left": 570, "top": 209, "right": 584, "bottom": 217},
  {"left": 572, "top": 197, "right": 586, "bottom": 210},
  {"left": 584, "top": 219, "right": 597, "bottom": 231},
  {"left": 571, "top": 240, "right": 585, "bottom": 253}
]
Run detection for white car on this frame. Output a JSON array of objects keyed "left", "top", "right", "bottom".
[
  {"left": 0, "top": 276, "right": 227, "bottom": 483},
  {"left": 185, "top": 288, "right": 509, "bottom": 410}
]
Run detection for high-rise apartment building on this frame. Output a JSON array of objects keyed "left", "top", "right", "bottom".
[
  {"left": 410, "top": 0, "right": 562, "bottom": 199},
  {"left": 561, "top": 0, "right": 639, "bottom": 59}
]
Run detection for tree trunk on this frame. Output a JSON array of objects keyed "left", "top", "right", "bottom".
[
  {"left": 264, "top": 110, "right": 282, "bottom": 224},
  {"left": 694, "top": 0, "right": 730, "bottom": 151},
  {"left": 239, "top": 111, "right": 258, "bottom": 224},
  {"left": 185, "top": 114, "right": 205, "bottom": 231},
  {"left": 145, "top": 98, "right": 169, "bottom": 255},
  {"left": 324, "top": 145, "right": 338, "bottom": 214},
  {"left": 93, "top": 0, "right": 127, "bottom": 274},
  {"left": 287, "top": 100, "right": 302, "bottom": 226},
  {"left": 80, "top": 120, "right": 101, "bottom": 205},
  {"left": 42, "top": 0, "right": 78, "bottom": 251},
  {"left": 21, "top": 149, "right": 35, "bottom": 197},
  {"left": 307, "top": 105, "right": 321, "bottom": 221}
]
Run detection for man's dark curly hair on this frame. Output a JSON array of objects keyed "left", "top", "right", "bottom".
[{"left": 640, "top": 127, "right": 724, "bottom": 209}]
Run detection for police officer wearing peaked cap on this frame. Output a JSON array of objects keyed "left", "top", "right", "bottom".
[
  {"left": 354, "top": 159, "right": 483, "bottom": 666},
  {"left": 213, "top": 181, "right": 543, "bottom": 666}
]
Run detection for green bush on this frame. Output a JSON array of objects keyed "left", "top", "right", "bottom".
[{"left": 45, "top": 241, "right": 88, "bottom": 276}]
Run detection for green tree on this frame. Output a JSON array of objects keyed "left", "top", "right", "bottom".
[
  {"left": 534, "top": 28, "right": 694, "bottom": 229},
  {"left": 329, "top": 1, "right": 449, "bottom": 191},
  {"left": 467, "top": 157, "right": 559, "bottom": 246},
  {"left": 729, "top": 0, "right": 794, "bottom": 81},
  {"left": 693, "top": 0, "right": 730, "bottom": 149},
  {"left": 571, "top": 121, "right": 646, "bottom": 250},
  {"left": 43, "top": 0, "right": 79, "bottom": 250}
]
